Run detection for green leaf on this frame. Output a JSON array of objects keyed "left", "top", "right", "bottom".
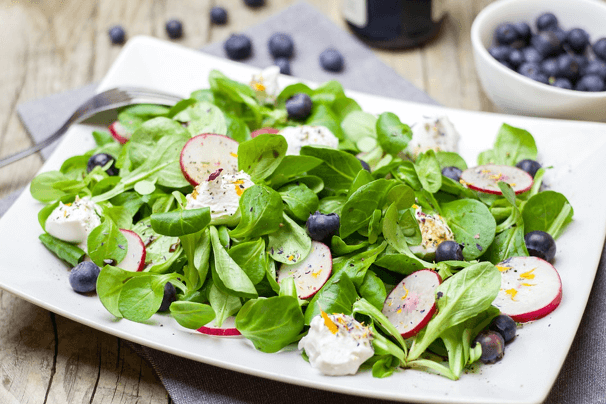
[
  {"left": 92, "top": 130, "right": 115, "bottom": 146},
  {"left": 359, "top": 271, "right": 387, "bottom": 310},
  {"left": 266, "top": 155, "right": 323, "bottom": 188},
  {"left": 331, "top": 96, "right": 362, "bottom": 120},
  {"left": 340, "top": 179, "right": 392, "bottom": 238},
  {"left": 118, "top": 274, "right": 173, "bottom": 322},
  {"left": 436, "top": 151, "right": 468, "bottom": 171},
  {"left": 484, "top": 226, "right": 528, "bottom": 264},
  {"left": 170, "top": 301, "right": 216, "bottom": 329},
  {"left": 416, "top": 150, "right": 443, "bottom": 193},
  {"left": 341, "top": 111, "right": 377, "bottom": 142},
  {"left": 330, "top": 236, "right": 369, "bottom": 256},
  {"left": 150, "top": 207, "right": 211, "bottom": 237},
  {"left": 267, "top": 213, "right": 312, "bottom": 265},
  {"left": 441, "top": 199, "right": 496, "bottom": 260},
  {"left": 235, "top": 296, "right": 305, "bottom": 353},
  {"left": 97, "top": 265, "right": 145, "bottom": 318},
  {"left": 118, "top": 104, "right": 170, "bottom": 133},
  {"left": 208, "top": 283, "right": 242, "bottom": 327},
  {"left": 302, "top": 146, "right": 363, "bottom": 192},
  {"left": 304, "top": 271, "right": 359, "bottom": 325},
  {"left": 38, "top": 233, "right": 85, "bottom": 266},
  {"left": 522, "top": 191, "right": 573, "bottom": 236},
  {"left": 228, "top": 238, "right": 267, "bottom": 284},
  {"left": 376, "top": 112, "right": 412, "bottom": 155},
  {"left": 305, "top": 104, "right": 343, "bottom": 140},
  {"left": 30, "top": 171, "right": 73, "bottom": 203},
  {"left": 489, "top": 123, "right": 538, "bottom": 166},
  {"left": 184, "top": 101, "right": 228, "bottom": 136},
  {"left": 332, "top": 242, "right": 387, "bottom": 287},
  {"left": 229, "top": 185, "right": 283, "bottom": 239},
  {"left": 278, "top": 183, "right": 319, "bottom": 221},
  {"left": 87, "top": 219, "right": 128, "bottom": 267},
  {"left": 237, "top": 134, "right": 287, "bottom": 181}
]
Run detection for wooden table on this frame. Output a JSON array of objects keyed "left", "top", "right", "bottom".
[{"left": 0, "top": 0, "right": 517, "bottom": 402}]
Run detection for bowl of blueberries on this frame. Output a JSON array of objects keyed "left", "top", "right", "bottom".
[{"left": 471, "top": 0, "right": 606, "bottom": 122}]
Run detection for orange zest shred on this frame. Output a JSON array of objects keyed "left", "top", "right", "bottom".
[
  {"left": 235, "top": 185, "right": 244, "bottom": 196},
  {"left": 520, "top": 268, "right": 536, "bottom": 280},
  {"left": 496, "top": 265, "right": 511, "bottom": 272},
  {"left": 521, "top": 282, "right": 535, "bottom": 287},
  {"left": 505, "top": 288, "right": 518, "bottom": 301},
  {"left": 311, "top": 269, "right": 322, "bottom": 278},
  {"left": 252, "top": 82, "right": 266, "bottom": 92},
  {"left": 321, "top": 310, "right": 338, "bottom": 334},
  {"left": 230, "top": 152, "right": 238, "bottom": 158}
]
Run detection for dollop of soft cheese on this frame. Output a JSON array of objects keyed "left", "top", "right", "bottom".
[
  {"left": 279, "top": 125, "right": 339, "bottom": 155},
  {"left": 45, "top": 196, "right": 102, "bottom": 251},
  {"left": 414, "top": 206, "right": 455, "bottom": 252},
  {"left": 185, "top": 170, "right": 254, "bottom": 225},
  {"left": 298, "top": 313, "right": 374, "bottom": 376},
  {"left": 250, "top": 66, "right": 280, "bottom": 102},
  {"left": 408, "top": 115, "right": 460, "bottom": 157}
]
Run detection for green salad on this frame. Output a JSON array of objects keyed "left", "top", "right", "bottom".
[{"left": 30, "top": 69, "right": 574, "bottom": 380}]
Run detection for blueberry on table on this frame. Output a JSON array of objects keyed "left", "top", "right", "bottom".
[
  {"left": 552, "top": 78, "right": 572, "bottom": 90},
  {"left": 87, "top": 153, "right": 118, "bottom": 176},
  {"left": 566, "top": 28, "right": 589, "bottom": 53},
  {"left": 435, "top": 240, "right": 464, "bottom": 263},
  {"left": 531, "top": 31, "right": 562, "bottom": 58},
  {"left": 507, "top": 49, "right": 524, "bottom": 69},
  {"left": 524, "top": 230, "right": 556, "bottom": 262},
  {"left": 210, "top": 7, "right": 228, "bottom": 25},
  {"left": 108, "top": 25, "right": 125, "bottom": 45},
  {"left": 522, "top": 47, "right": 543, "bottom": 64},
  {"left": 441, "top": 166, "right": 462, "bottom": 182},
  {"left": 285, "top": 93, "right": 312, "bottom": 120},
  {"left": 575, "top": 74, "right": 605, "bottom": 92},
  {"left": 69, "top": 261, "right": 101, "bottom": 293},
  {"left": 593, "top": 38, "right": 606, "bottom": 61},
  {"left": 584, "top": 60, "right": 606, "bottom": 79},
  {"left": 165, "top": 19, "right": 183, "bottom": 39},
  {"left": 274, "top": 57, "right": 291, "bottom": 75},
  {"left": 319, "top": 48, "right": 344, "bottom": 72},
  {"left": 515, "top": 159, "right": 542, "bottom": 177},
  {"left": 495, "top": 23, "right": 519, "bottom": 46},
  {"left": 358, "top": 158, "right": 371, "bottom": 172},
  {"left": 224, "top": 34, "right": 252, "bottom": 60},
  {"left": 306, "top": 211, "right": 340, "bottom": 241},
  {"left": 158, "top": 282, "right": 177, "bottom": 312},
  {"left": 536, "top": 12, "right": 558, "bottom": 31},
  {"left": 472, "top": 330, "right": 505, "bottom": 364},
  {"left": 513, "top": 22, "right": 531, "bottom": 44},
  {"left": 556, "top": 53, "right": 580, "bottom": 82},
  {"left": 489, "top": 314, "right": 517, "bottom": 343},
  {"left": 243, "top": 0, "right": 264, "bottom": 7},
  {"left": 540, "top": 58, "right": 559, "bottom": 78},
  {"left": 268, "top": 32, "right": 294, "bottom": 58},
  {"left": 488, "top": 45, "right": 512, "bottom": 62}
]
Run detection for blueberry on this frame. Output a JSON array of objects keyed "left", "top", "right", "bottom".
[
  {"left": 593, "top": 38, "right": 606, "bottom": 61},
  {"left": 224, "top": 34, "right": 252, "bottom": 60},
  {"left": 243, "top": 0, "right": 264, "bottom": 7},
  {"left": 158, "top": 282, "right": 177, "bottom": 312},
  {"left": 515, "top": 159, "right": 542, "bottom": 177},
  {"left": 531, "top": 31, "right": 562, "bottom": 58},
  {"left": 498, "top": 60, "right": 513, "bottom": 70},
  {"left": 566, "top": 28, "right": 589, "bottom": 53},
  {"left": 488, "top": 46, "right": 512, "bottom": 62},
  {"left": 552, "top": 78, "right": 572, "bottom": 90},
  {"left": 575, "top": 74, "right": 605, "bottom": 92},
  {"left": 358, "top": 158, "right": 371, "bottom": 172},
  {"left": 268, "top": 33, "right": 294, "bottom": 58},
  {"left": 472, "top": 330, "right": 505, "bottom": 364},
  {"left": 441, "top": 166, "right": 462, "bottom": 182},
  {"left": 584, "top": 60, "right": 606, "bottom": 80},
  {"left": 489, "top": 314, "right": 517, "bottom": 343},
  {"left": 536, "top": 12, "right": 558, "bottom": 31},
  {"left": 522, "top": 47, "right": 543, "bottom": 64},
  {"left": 518, "top": 63, "right": 549, "bottom": 84},
  {"left": 524, "top": 230, "right": 557, "bottom": 262},
  {"left": 306, "top": 211, "right": 340, "bottom": 241},
  {"left": 435, "top": 241, "right": 464, "bottom": 262},
  {"left": 548, "top": 27, "right": 567, "bottom": 43},
  {"left": 319, "top": 48, "right": 344, "bottom": 72},
  {"left": 285, "top": 93, "right": 312, "bottom": 120},
  {"left": 540, "top": 58, "right": 559, "bottom": 78},
  {"left": 69, "top": 261, "right": 101, "bottom": 293},
  {"left": 573, "top": 54, "right": 589, "bottom": 71},
  {"left": 165, "top": 19, "right": 183, "bottom": 39},
  {"left": 274, "top": 57, "right": 291, "bottom": 75},
  {"left": 210, "top": 7, "right": 228, "bottom": 25},
  {"left": 507, "top": 49, "right": 525, "bottom": 69},
  {"left": 513, "top": 22, "right": 532, "bottom": 44},
  {"left": 108, "top": 25, "right": 126, "bottom": 45},
  {"left": 557, "top": 53, "right": 580, "bottom": 81},
  {"left": 495, "top": 23, "right": 519, "bottom": 46},
  {"left": 87, "top": 153, "right": 118, "bottom": 176}
]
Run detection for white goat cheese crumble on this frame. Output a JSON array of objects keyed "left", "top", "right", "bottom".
[
  {"left": 45, "top": 196, "right": 102, "bottom": 252},
  {"left": 279, "top": 125, "right": 339, "bottom": 155}
]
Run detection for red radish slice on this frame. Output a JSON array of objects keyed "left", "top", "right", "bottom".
[
  {"left": 460, "top": 164, "right": 533, "bottom": 195},
  {"left": 276, "top": 241, "right": 332, "bottom": 299},
  {"left": 117, "top": 229, "right": 146, "bottom": 272},
  {"left": 382, "top": 269, "right": 442, "bottom": 339},
  {"left": 251, "top": 127, "right": 279, "bottom": 138},
  {"left": 197, "top": 316, "right": 241, "bottom": 336},
  {"left": 492, "top": 256, "right": 562, "bottom": 323},
  {"left": 179, "top": 133, "right": 239, "bottom": 186},
  {"left": 109, "top": 121, "right": 132, "bottom": 144}
]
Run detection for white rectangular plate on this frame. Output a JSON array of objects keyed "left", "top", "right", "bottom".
[{"left": 1, "top": 36, "right": 605, "bottom": 404}]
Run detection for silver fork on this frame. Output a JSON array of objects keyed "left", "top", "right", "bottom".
[{"left": 0, "top": 87, "right": 183, "bottom": 169}]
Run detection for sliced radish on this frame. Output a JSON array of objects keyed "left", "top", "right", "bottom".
[
  {"left": 460, "top": 164, "right": 533, "bottom": 195},
  {"left": 109, "top": 121, "right": 132, "bottom": 144},
  {"left": 251, "top": 127, "right": 279, "bottom": 138},
  {"left": 179, "top": 133, "right": 239, "bottom": 186},
  {"left": 117, "top": 229, "right": 146, "bottom": 272},
  {"left": 276, "top": 241, "right": 332, "bottom": 299},
  {"left": 197, "top": 316, "right": 241, "bottom": 337},
  {"left": 382, "top": 269, "right": 442, "bottom": 339},
  {"left": 492, "top": 256, "right": 562, "bottom": 323}
]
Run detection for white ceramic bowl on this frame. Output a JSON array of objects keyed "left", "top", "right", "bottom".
[{"left": 471, "top": 0, "right": 606, "bottom": 122}]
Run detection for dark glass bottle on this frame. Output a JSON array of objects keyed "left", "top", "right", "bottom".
[{"left": 343, "top": 0, "right": 444, "bottom": 49}]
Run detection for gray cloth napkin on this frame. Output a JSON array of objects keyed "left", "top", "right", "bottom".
[{"left": 8, "top": 2, "right": 605, "bottom": 403}]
